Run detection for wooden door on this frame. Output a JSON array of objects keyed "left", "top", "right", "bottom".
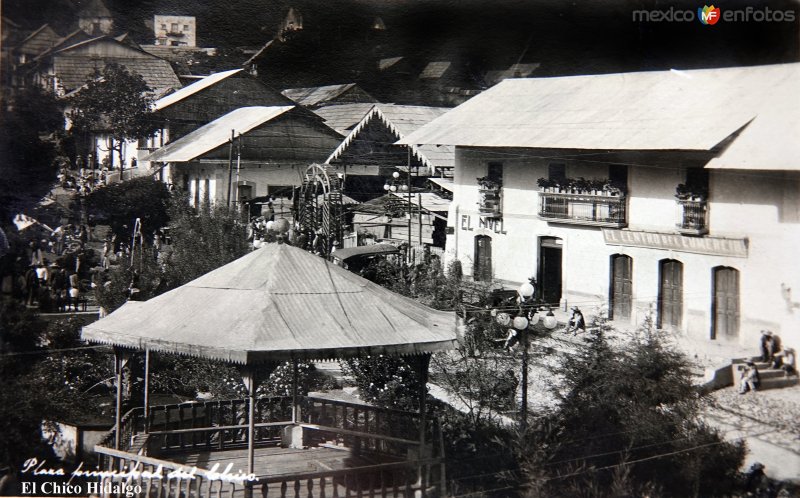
[
  {"left": 474, "top": 235, "right": 492, "bottom": 281},
  {"left": 610, "top": 255, "right": 632, "bottom": 321},
  {"left": 539, "top": 238, "right": 562, "bottom": 305},
  {"left": 658, "top": 260, "right": 683, "bottom": 329},
  {"left": 712, "top": 267, "right": 740, "bottom": 340}
]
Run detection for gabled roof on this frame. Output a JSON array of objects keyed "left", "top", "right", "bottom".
[
  {"left": 153, "top": 69, "right": 243, "bottom": 111},
  {"left": 145, "top": 106, "right": 294, "bottom": 162},
  {"left": 33, "top": 29, "right": 94, "bottom": 62},
  {"left": 82, "top": 242, "right": 456, "bottom": 362},
  {"left": 378, "top": 56, "right": 403, "bottom": 71},
  {"left": 281, "top": 83, "right": 376, "bottom": 107},
  {"left": 16, "top": 24, "right": 61, "bottom": 56},
  {"left": 400, "top": 63, "right": 800, "bottom": 154},
  {"left": 327, "top": 104, "right": 455, "bottom": 172},
  {"left": 312, "top": 103, "right": 376, "bottom": 135}
]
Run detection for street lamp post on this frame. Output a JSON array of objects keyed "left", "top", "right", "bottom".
[{"left": 506, "top": 279, "right": 557, "bottom": 429}]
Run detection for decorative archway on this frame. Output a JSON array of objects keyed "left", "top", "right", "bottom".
[{"left": 295, "top": 164, "right": 344, "bottom": 256}]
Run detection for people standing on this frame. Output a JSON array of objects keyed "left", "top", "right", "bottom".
[{"left": 760, "top": 330, "right": 777, "bottom": 363}]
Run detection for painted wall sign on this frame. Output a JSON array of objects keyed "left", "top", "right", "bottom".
[{"left": 602, "top": 229, "right": 748, "bottom": 258}]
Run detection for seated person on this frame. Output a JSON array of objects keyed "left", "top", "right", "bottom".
[
  {"left": 772, "top": 348, "right": 796, "bottom": 376},
  {"left": 739, "top": 361, "right": 760, "bottom": 394}
]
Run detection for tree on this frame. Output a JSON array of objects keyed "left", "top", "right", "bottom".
[
  {"left": 0, "top": 86, "right": 64, "bottom": 221},
  {"left": 68, "top": 63, "right": 157, "bottom": 173},
  {"left": 515, "top": 314, "right": 746, "bottom": 497},
  {"left": 84, "top": 176, "right": 171, "bottom": 244}
]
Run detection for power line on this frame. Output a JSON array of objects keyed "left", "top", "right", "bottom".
[{"left": 0, "top": 344, "right": 109, "bottom": 357}]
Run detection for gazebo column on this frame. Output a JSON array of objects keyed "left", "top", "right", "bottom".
[
  {"left": 113, "top": 347, "right": 131, "bottom": 452},
  {"left": 143, "top": 349, "right": 151, "bottom": 433},
  {"left": 240, "top": 366, "right": 259, "bottom": 498},
  {"left": 409, "top": 353, "right": 432, "bottom": 497}
]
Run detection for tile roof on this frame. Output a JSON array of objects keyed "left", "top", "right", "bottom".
[
  {"left": 400, "top": 63, "right": 800, "bottom": 155},
  {"left": 153, "top": 69, "right": 242, "bottom": 111},
  {"left": 53, "top": 55, "right": 181, "bottom": 92},
  {"left": 327, "top": 104, "right": 455, "bottom": 172},
  {"left": 312, "top": 103, "right": 375, "bottom": 135},
  {"left": 82, "top": 243, "right": 456, "bottom": 362},
  {"left": 144, "top": 106, "right": 294, "bottom": 162}
]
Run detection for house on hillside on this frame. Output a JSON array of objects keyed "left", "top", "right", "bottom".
[
  {"left": 281, "top": 83, "right": 377, "bottom": 109},
  {"left": 77, "top": 0, "right": 114, "bottom": 36},
  {"left": 325, "top": 104, "right": 455, "bottom": 201},
  {"left": 144, "top": 105, "right": 342, "bottom": 210},
  {"left": 401, "top": 64, "right": 800, "bottom": 351},
  {"left": 153, "top": 15, "right": 196, "bottom": 47}
]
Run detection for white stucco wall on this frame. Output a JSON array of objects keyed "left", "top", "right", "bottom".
[{"left": 446, "top": 147, "right": 800, "bottom": 351}]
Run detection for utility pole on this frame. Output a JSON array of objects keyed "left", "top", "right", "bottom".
[
  {"left": 226, "top": 130, "right": 234, "bottom": 207},
  {"left": 407, "top": 148, "right": 412, "bottom": 263},
  {"left": 234, "top": 133, "right": 242, "bottom": 209}
]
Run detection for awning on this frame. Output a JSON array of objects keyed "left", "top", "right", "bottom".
[{"left": 332, "top": 243, "right": 400, "bottom": 261}]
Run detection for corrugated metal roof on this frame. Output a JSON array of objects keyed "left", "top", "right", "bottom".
[
  {"left": 378, "top": 56, "right": 403, "bottom": 71},
  {"left": 332, "top": 243, "right": 399, "bottom": 261},
  {"left": 82, "top": 243, "right": 456, "bottom": 363},
  {"left": 312, "top": 103, "right": 375, "bottom": 135},
  {"left": 145, "top": 106, "right": 294, "bottom": 162},
  {"left": 419, "top": 61, "right": 451, "bottom": 79},
  {"left": 327, "top": 104, "right": 455, "bottom": 172},
  {"left": 390, "top": 191, "right": 451, "bottom": 213},
  {"left": 484, "top": 62, "right": 540, "bottom": 85},
  {"left": 282, "top": 83, "right": 356, "bottom": 106},
  {"left": 400, "top": 63, "right": 800, "bottom": 152},
  {"left": 154, "top": 69, "right": 242, "bottom": 111},
  {"left": 706, "top": 96, "right": 800, "bottom": 171},
  {"left": 427, "top": 177, "right": 454, "bottom": 192}
]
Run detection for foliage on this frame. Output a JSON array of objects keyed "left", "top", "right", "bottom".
[
  {"left": 162, "top": 197, "right": 250, "bottom": 287},
  {"left": 0, "top": 306, "right": 112, "bottom": 466},
  {"left": 0, "top": 86, "right": 64, "bottom": 221},
  {"left": 341, "top": 356, "right": 422, "bottom": 411},
  {"left": 68, "top": 63, "right": 157, "bottom": 164},
  {"left": 85, "top": 177, "right": 171, "bottom": 244},
  {"left": 514, "top": 314, "right": 746, "bottom": 497}
]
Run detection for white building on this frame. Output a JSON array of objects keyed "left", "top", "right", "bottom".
[
  {"left": 401, "top": 63, "right": 800, "bottom": 350},
  {"left": 153, "top": 15, "right": 196, "bottom": 47}
]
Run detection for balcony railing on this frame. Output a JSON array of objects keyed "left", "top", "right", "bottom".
[
  {"left": 478, "top": 186, "right": 502, "bottom": 218},
  {"left": 677, "top": 199, "right": 708, "bottom": 235},
  {"left": 539, "top": 191, "right": 627, "bottom": 227}
]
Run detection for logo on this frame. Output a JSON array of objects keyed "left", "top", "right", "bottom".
[{"left": 698, "top": 5, "right": 721, "bottom": 24}]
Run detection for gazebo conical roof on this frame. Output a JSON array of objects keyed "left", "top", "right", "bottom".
[{"left": 82, "top": 243, "right": 456, "bottom": 363}]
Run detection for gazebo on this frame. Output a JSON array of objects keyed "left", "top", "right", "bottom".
[{"left": 82, "top": 241, "right": 456, "bottom": 497}]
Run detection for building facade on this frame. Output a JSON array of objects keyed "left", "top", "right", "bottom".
[
  {"left": 402, "top": 64, "right": 800, "bottom": 350},
  {"left": 153, "top": 15, "right": 196, "bottom": 47}
]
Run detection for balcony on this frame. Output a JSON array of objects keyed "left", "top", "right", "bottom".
[
  {"left": 478, "top": 186, "right": 502, "bottom": 218},
  {"left": 676, "top": 199, "right": 708, "bottom": 235},
  {"left": 539, "top": 191, "right": 627, "bottom": 227}
]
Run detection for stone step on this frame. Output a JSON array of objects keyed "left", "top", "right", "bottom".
[{"left": 759, "top": 376, "right": 799, "bottom": 391}]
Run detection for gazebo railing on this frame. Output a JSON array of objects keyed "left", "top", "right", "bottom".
[
  {"left": 146, "top": 397, "right": 294, "bottom": 453},
  {"left": 300, "top": 397, "right": 423, "bottom": 458},
  {"left": 98, "top": 407, "right": 144, "bottom": 452},
  {"left": 94, "top": 446, "right": 444, "bottom": 498}
]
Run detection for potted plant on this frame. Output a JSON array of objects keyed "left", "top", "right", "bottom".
[
  {"left": 477, "top": 176, "right": 501, "bottom": 191},
  {"left": 537, "top": 177, "right": 553, "bottom": 192},
  {"left": 675, "top": 183, "right": 707, "bottom": 201}
]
